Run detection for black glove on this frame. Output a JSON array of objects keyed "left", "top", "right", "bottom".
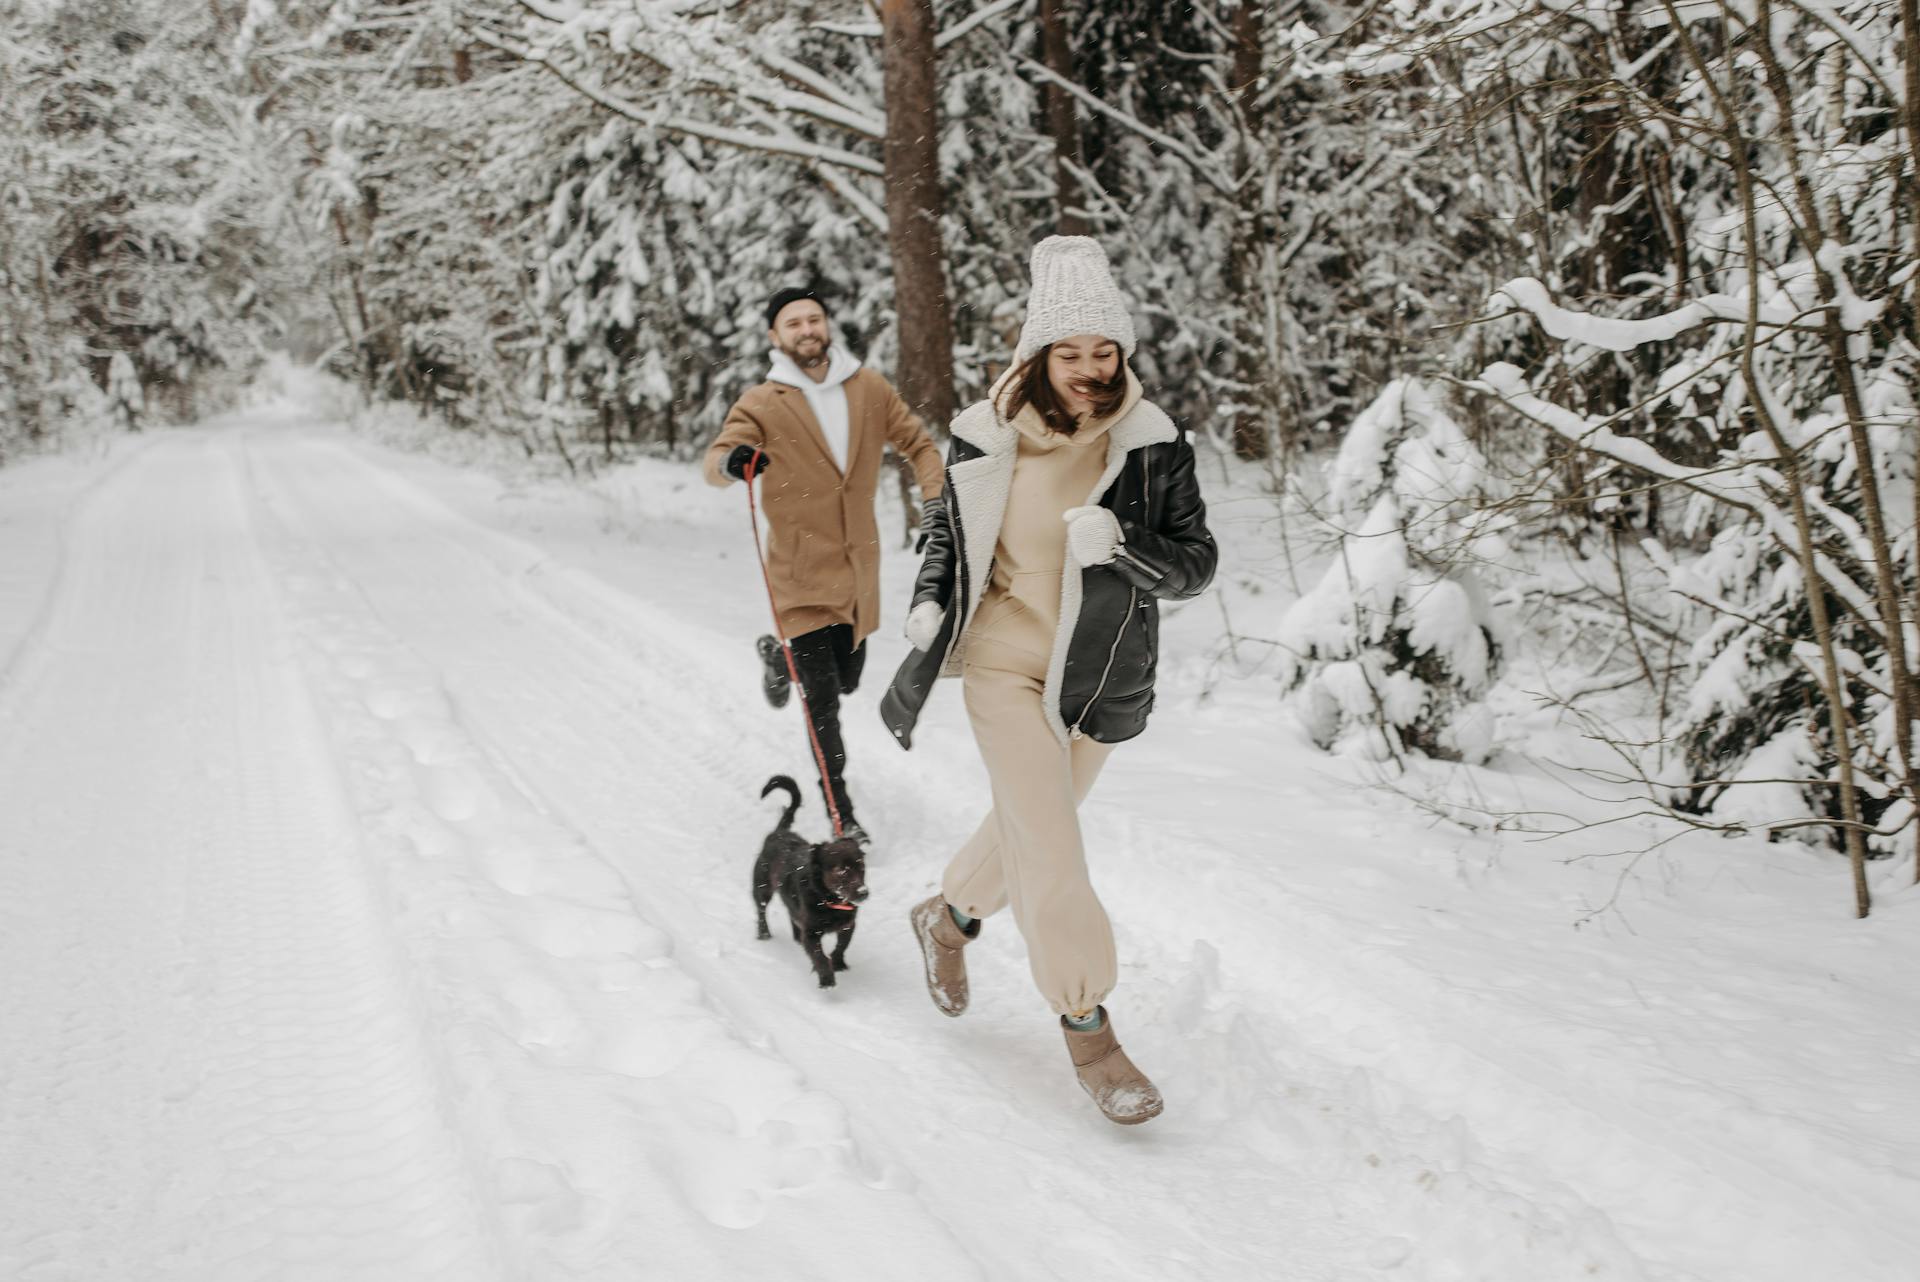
[
  {"left": 915, "top": 494, "right": 945, "bottom": 552},
  {"left": 725, "top": 444, "right": 769, "bottom": 481}
]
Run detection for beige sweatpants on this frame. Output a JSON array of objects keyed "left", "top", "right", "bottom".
[{"left": 942, "top": 644, "right": 1117, "bottom": 1016}]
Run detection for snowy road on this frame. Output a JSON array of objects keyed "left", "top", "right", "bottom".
[
  {"left": 2, "top": 413, "right": 1916, "bottom": 1281},
  {"left": 0, "top": 437, "right": 501, "bottom": 1278}
]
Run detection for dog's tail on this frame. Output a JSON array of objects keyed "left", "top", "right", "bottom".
[{"left": 761, "top": 775, "right": 803, "bottom": 831}]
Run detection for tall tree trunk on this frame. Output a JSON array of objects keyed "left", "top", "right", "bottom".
[
  {"left": 880, "top": 0, "right": 956, "bottom": 432},
  {"left": 1901, "top": 0, "right": 1920, "bottom": 882},
  {"left": 1905, "top": 0, "right": 1920, "bottom": 328},
  {"left": 1231, "top": 0, "right": 1263, "bottom": 108},
  {"left": 1226, "top": 0, "right": 1274, "bottom": 461},
  {"left": 1039, "top": 0, "right": 1085, "bottom": 235},
  {"left": 329, "top": 205, "right": 376, "bottom": 393}
]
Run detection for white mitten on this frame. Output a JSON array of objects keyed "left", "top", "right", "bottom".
[
  {"left": 1063, "top": 505, "right": 1123, "bottom": 567},
  {"left": 905, "top": 600, "right": 945, "bottom": 651}
]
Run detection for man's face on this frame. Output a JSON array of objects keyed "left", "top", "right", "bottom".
[{"left": 769, "top": 299, "right": 831, "bottom": 369}]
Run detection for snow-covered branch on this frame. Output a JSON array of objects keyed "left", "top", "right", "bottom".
[
  {"left": 1473, "top": 363, "right": 1753, "bottom": 507},
  {"left": 752, "top": 50, "right": 885, "bottom": 137},
  {"left": 809, "top": 0, "right": 1022, "bottom": 49},
  {"left": 1015, "top": 58, "right": 1239, "bottom": 196},
  {"left": 1473, "top": 362, "right": 1879, "bottom": 619},
  {"left": 935, "top": 0, "right": 1026, "bottom": 50},
  {"left": 473, "top": 31, "right": 886, "bottom": 177},
  {"left": 1489, "top": 278, "right": 1807, "bottom": 352}
]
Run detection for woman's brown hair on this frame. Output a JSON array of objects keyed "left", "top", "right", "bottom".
[{"left": 995, "top": 343, "right": 1129, "bottom": 435}]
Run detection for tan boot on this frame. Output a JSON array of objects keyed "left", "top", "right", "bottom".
[
  {"left": 909, "top": 895, "right": 978, "bottom": 1017},
  {"left": 1061, "top": 1008, "right": 1163, "bottom": 1125}
]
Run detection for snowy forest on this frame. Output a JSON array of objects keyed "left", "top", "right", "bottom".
[
  {"left": 7, "top": 4, "right": 1920, "bottom": 1276},
  {"left": 4, "top": 0, "right": 1918, "bottom": 917}
]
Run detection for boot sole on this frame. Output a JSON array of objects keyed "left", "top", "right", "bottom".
[
  {"left": 1081, "top": 1083, "right": 1164, "bottom": 1125},
  {"left": 1101, "top": 1099, "right": 1163, "bottom": 1125}
]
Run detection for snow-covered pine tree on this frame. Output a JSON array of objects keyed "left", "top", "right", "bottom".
[
  {"left": 530, "top": 113, "right": 889, "bottom": 453},
  {"left": 1280, "top": 378, "right": 1507, "bottom": 762}
]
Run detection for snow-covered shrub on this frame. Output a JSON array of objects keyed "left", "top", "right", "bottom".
[{"left": 1281, "top": 378, "right": 1507, "bottom": 762}]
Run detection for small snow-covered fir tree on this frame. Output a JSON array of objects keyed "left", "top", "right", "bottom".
[
  {"left": 106, "top": 353, "right": 145, "bottom": 431},
  {"left": 1281, "top": 378, "right": 1507, "bottom": 762},
  {"left": 1653, "top": 372, "right": 1918, "bottom": 854}
]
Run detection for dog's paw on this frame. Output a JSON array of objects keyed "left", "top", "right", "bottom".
[
  {"left": 816, "top": 972, "right": 837, "bottom": 988},
  {"left": 832, "top": 957, "right": 850, "bottom": 971},
  {"left": 756, "top": 926, "right": 771, "bottom": 941}
]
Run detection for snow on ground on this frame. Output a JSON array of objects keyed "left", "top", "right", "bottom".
[{"left": 1, "top": 386, "right": 1916, "bottom": 1282}]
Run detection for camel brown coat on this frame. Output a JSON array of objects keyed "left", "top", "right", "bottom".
[{"left": 704, "top": 367, "right": 944, "bottom": 643}]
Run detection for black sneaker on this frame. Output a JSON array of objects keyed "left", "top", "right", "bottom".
[
  {"left": 840, "top": 820, "right": 870, "bottom": 849},
  {"left": 757, "top": 635, "right": 792, "bottom": 708}
]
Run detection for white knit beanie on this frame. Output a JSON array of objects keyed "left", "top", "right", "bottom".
[{"left": 1014, "top": 236, "right": 1136, "bottom": 367}]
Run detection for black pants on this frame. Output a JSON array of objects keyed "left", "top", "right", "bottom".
[{"left": 788, "top": 624, "right": 866, "bottom": 827}]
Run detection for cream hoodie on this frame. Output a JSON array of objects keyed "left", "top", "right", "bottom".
[
  {"left": 966, "top": 367, "right": 1144, "bottom": 671},
  {"left": 766, "top": 343, "right": 862, "bottom": 471}
]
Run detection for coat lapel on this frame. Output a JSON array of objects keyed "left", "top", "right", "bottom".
[
  {"left": 839, "top": 371, "right": 870, "bottom": 480},
  {"left": 938, "top": 403, "right": 1016, "bottom": 676}
]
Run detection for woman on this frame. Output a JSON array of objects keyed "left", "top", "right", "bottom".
[{"left": 880, "top": 236, "right": 1217, "bottom": 1125}]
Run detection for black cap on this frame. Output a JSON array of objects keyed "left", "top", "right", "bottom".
[{"left": 765, "top": 286, "right": 829, "bottom": 328}]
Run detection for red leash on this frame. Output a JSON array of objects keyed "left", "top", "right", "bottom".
[{"left": 743, "top": 453, "right": 847, "bottom": 839}]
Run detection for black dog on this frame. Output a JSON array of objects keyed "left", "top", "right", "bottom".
[{"left": 752, "top": 776, "right": 869, "bottom": 988}]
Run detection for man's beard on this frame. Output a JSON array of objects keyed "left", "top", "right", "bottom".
[{"left": 779, "top": 335, "right": 830, "bottom": 370}]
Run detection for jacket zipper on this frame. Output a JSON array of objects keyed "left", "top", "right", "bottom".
[
  {"left": 1070, "top": 450, "right": 1152, "bottom": 738},
  {"left": 1071, "top": 584, "right": 1137, "bottom": 739}
]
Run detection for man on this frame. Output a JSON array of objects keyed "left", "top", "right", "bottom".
[{"left": 705, "top": 286, "right": 945, "bottom": 844}]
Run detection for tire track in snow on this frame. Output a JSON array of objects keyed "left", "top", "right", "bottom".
[
  {"left": 0, "top": 435, "right": 504, "bottom": 1282},
  {"left": 239, "top": 431, "right": 987, "bottom": 1280},
  {"left": 0, "top": 434, "right": 162, "bottom": 724}
]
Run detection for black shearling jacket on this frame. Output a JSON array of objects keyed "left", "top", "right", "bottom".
[{"left": 881, "top": 396, "right": 1216, "bottom": 749}]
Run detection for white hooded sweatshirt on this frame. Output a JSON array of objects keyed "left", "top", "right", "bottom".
[{"left": 767, "top": 342, "right": 862, "bottom": 472}]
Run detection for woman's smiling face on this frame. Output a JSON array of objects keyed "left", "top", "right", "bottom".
[{"left": 1046, "top": 335, "right": 1121, "bottom": 416}]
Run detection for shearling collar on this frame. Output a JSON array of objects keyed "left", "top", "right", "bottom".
[{"left": 952, "top": 379, "right": 1175, "bottom": 458}]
